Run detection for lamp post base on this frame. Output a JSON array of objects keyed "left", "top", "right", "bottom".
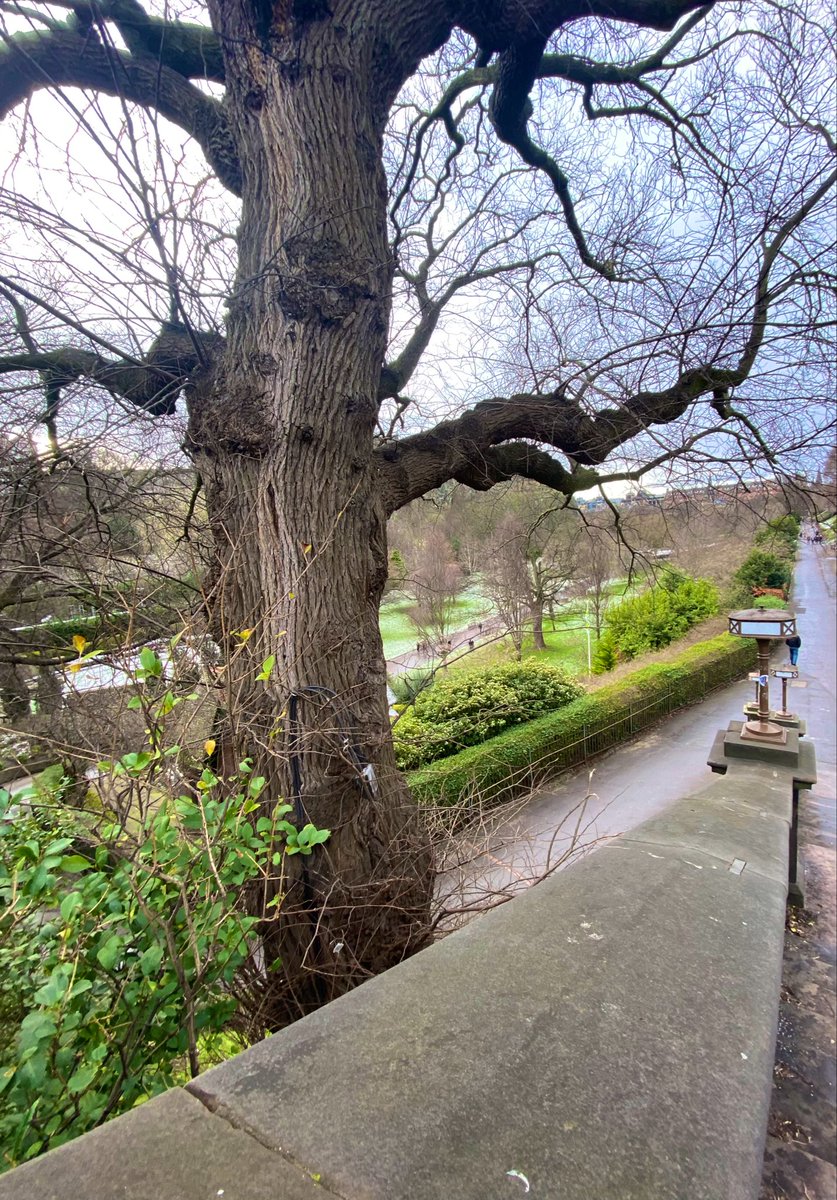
[{"left": 740, "top": 719, "right": 788, "bottom": 743}]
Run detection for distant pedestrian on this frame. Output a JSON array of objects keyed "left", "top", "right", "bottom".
[
  {"left": 468, "top": 639, "right": 474, "bottom": 650},
  {"left": 478, "top": 622, "right": 483, "bottom": 633},
  {"left": 786, "top": 633, "right": 801, "bottom": 667}
]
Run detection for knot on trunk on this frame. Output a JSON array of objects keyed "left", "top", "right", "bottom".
[
  {"left": 187, "top": 375, "right": 275, "bottom": 458},
  {"left": 275, "top": 234, "right": 378, "bottom": 324}
]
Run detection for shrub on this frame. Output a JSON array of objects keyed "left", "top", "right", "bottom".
[
  {"left": 753, "top": 594, "right": 788, "bottom": 609},
  {"left": 388, "top": 667, "right": 434, "bottom": 705},
  {"left": 591, "top": 630, "right": 618, "bottom": 674},
  {"left": 394, "top": 660, "right": 583, "bottom": 770},
  {"left": 407, "top": 633, "right": 756, "bottom": 808},
  {"left": 734, "top": 549, "right": 791, "bottom": 594},
  {"left": 0, "top": 642, "right": 330, "bottom": 1169},
  {"left": 601, "top": 573, "right": 718, "bottom": 664}
]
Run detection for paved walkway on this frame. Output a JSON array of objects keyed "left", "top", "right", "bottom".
[
  {"left": 760, "top": 541, "right": 836, "bottom": 1200},
  {"left": 442, "top": 542, "right": 835, "bottom": 915},
  {"left": 386, "top": 615, "right": 503, "bottom": 675}
]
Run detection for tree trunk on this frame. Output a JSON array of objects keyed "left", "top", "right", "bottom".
[
  {"left": 531, "top": 603, "right": 547, "bottom": 651},
  {"left": 190, "top": 7, "right": 432, "bottom": 1029},
  {"left": 0, "top": 657, "right": 30, "bottom": 722}
]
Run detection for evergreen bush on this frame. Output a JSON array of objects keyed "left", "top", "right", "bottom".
[
  {"left": 394, "top": 661, "right": 583, "bottom": 770},
  {"left": 734, "top": 549, "right": 792, "bottom": 594},
  {"left": 599, "top": 573, "right": 718, "bottom": 665}
]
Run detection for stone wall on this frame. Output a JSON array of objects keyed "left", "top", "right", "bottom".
[{"left": 0, "top": 756, "right": 796, "bottom": 1200}]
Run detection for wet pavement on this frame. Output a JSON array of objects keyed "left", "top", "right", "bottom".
[
  {"left": 445, "top": 544, "right": 834, "bottom": 898},
  {"left": 760, "top": 544, "right": 836, "bottom": 1200},
  {"left": 441, "top": 544, "right": 836, "bottom": 1200}
]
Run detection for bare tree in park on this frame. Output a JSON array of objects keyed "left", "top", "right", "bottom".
[
  {"left": 483, "top": 515, "right": 530, "bottom": 659},
  {"left": 577, "top": 527, "right": 617, "bottom": 638},
  {"left": 0, "top": 0, "right": 834, "bottom": 1024},
  {"left": 485, "top": 507, "right": 578, "bottom": 651},
  {"left": 406, "top": 529, "right": 464, "bottom": 654}
]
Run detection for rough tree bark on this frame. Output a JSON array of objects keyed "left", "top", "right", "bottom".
[{"left": 187, "top": 3, "right": 432, "bottom": 1024}]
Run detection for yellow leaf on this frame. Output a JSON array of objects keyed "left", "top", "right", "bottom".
[
  {"left": 68, "top": 662, "right": 81, "bottom": 673},
  {"left": 204, "top": 739, "right": 216, "bottom": 757},
  {"left": 288, "top": 592, "right": 295, "bottom": 600},
  {"left": 235, "top": 628, "right": 254, "bottom": 642},
  {"left": 302, "top": 543, "right": 312, "bottom": 554},
  {"left": 72, "top": 634, "right": 87, "bottom": 653}
]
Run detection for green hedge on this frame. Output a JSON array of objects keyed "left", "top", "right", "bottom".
[
  {"left": 407, "top": 633, "right": 756, "bottom": 809},
  {"left": 598, "top": 572, "right": 718, "bottom": 665},
  {"left": 394, "top": 661, "right": 583, "bottom": 770}
]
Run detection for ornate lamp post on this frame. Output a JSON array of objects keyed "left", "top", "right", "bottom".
[{"left": 728, "top": 609, "right": 797, "bottom": 741}]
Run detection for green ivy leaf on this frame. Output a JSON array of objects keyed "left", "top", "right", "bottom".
[
  {"left": 59, "top": 891, "right": 84, "bottom": 922},
  {"left": 19, "top": 1011, "right": 57, "bottom": 1049},
  {"left": 96, "top": 934, "right": 123, "bottom": 971},
  {"left": 67, "top": 1063, "right": 99, "bottom": 1095},
  {"left": 60, "top": 855, "right": 91, "bottom": 873},
  {"left": 139, "top": 944, "right": 163, "bottom": 978},
  {"left": 255, "top": 655, "right": 275, "bottom": 683},
  {"left": 139, "top": 646, "right": 163, "bottom": 677}
]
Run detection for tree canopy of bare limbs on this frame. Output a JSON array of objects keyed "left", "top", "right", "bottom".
[{"left": 0, "top": 0, "right": 834, "bottom": 1023}]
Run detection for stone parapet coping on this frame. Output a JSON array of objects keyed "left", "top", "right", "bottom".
[{"left": 0, "top": 762, "right": 794, "bottom": 1200}]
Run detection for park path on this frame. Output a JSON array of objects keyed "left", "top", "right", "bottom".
[
  {"left": 759, "top": 534, "right": 837, "bottom": 1199},
  {"left": 386, "top": 615, "right": 503, "bottom": 675},
  {"left": 442, "top": 540, "right": 836, "bottom": 911}
]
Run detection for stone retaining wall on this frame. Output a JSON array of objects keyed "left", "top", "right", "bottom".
[{"left": 0, "top": 759, "right": 794, "bottom": 1200}]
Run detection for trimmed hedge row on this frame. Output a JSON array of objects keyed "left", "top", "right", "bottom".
[{"left": 407, "top": 633, "right": 756, "bottom": 809}]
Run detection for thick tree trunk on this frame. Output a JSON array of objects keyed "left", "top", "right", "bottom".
[{"left": 190, "top": 7, "right": 432, "bottom": 1028}]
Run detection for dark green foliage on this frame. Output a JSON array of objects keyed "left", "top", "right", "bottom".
[
  {"left": 753, "top": 515, "right": 800, "bottom": 559},
  {"left": 734, "top": 550, "right": 792, "bottom": 594},
  {"left": 394, "top": 661, "right": 583, "bottom": 770},
  {"left": 591, "top": 630, "right": 618, "bottom": 675},
  {"left": 407, "top": 634, "right": 756, "bottom": 808},
  {"left": 601, "top": 574, "right": 718, "bottom": 664}
]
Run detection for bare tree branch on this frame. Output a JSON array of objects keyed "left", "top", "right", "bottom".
[
  {"left": 0, "top": 24, "right": 240, "bottom": 193},
  {"left": 378, "top": 163, "right": 836, "bottom": 512}
]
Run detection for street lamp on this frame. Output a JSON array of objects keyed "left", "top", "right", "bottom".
[{"left": 728, "top": 608, "right": 796, "bottom": 741}]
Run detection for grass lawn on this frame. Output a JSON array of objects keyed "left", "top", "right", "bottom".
[
  {"left": 378, "top": 593, "right": 419, "bottom": 659},
  {"left": 380, "top": 584, "right": 492, "bottom": 660},
  {"left": 381, "top": 578, "right": 633, "bottom": 666},
  {"left": 448, "top": 609, "right": 595, "bottom": 678}
]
